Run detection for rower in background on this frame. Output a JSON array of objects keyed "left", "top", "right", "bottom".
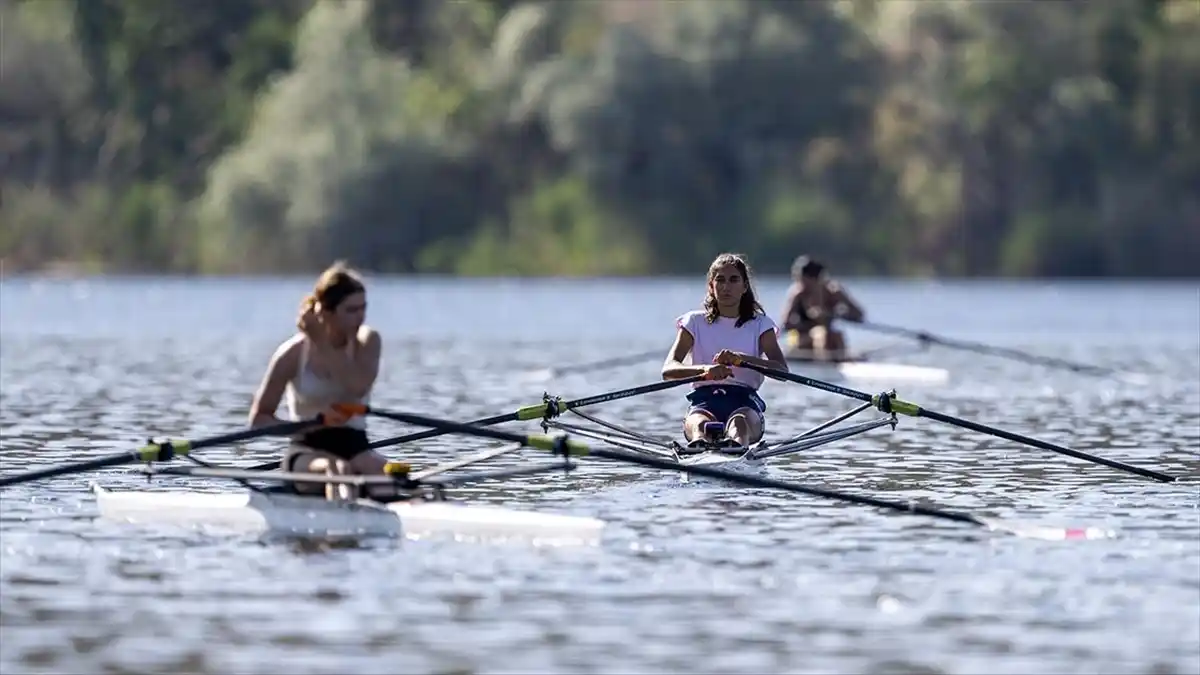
[{"left": 779, "top": 255, "right": 865, "bottom": 361}]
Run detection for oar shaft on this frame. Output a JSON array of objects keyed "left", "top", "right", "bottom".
[
  {"left": 917, "top": 408, "right": 1176, "bottom": 483},
  {"left": 410, "top": 443, "right": 522, "bottom": 481},
  {"left": 353, "top": 405, "right": 1116, "bottom": 536},
  {"left": 422, "top": 462, "right": 579, "bottom": 487},
  {"left": 367, "top": 411, "right": 518, "bottom": 449},
  {"left": 0, "top": 453, "right": 132, "bottom": 487},
  {"left": 364, "top": 408, "right": 533, "bottom": 447},
  {"left": 557, "top": 374, "right": 707, "bottom": 411},
  {"left": 736, "top": 361, "right": 1175, "bottom": 483},
  {"left": 859, "top": 321, "right": 1111, "bottom": 375},
  {"left": 0, "top": 418, "right": 319, "bottom": 489},
  {"left": 190, "top": 419, "right": 317, "bottom": 451},
  {"left": 585, "top": 446, "right": 983, "bottom": 526},
  {"left": 361, "top": 404, "right": 990, "bottom": 526},
  {"left": 739, "top": 361, "right": 873, "bottom": 402},
  {"left": 368, "top": 376, "right": 704, "bottom": 450},
  {"left": 357, "top": 404, "right": 984, "bottom": 526}
]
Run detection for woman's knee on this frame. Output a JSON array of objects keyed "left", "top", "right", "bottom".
[
  {"left": 290, "top": 454, "right": 349, "bottom": 495},
  {"left": 728, "top": 409, "right": 764, "bottom": 439},
  {"left": 683, "top": 412, "right": 712, "bottom": 438}
]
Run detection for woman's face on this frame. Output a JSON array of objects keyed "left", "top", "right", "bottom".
[
  {"left": 710, "top": 264, "right": 746, "bottom": 308},
  {"left": 323, "top": 291, "right": 367, "bottom": 335}
]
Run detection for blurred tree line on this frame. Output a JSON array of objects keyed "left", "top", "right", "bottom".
[{"left": 1, "top": 0, "right": 1197, "bottom": 277}]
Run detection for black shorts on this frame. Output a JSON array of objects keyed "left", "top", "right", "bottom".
[
  {"left": 284, "top": 427, "right": 370, "bottom": 471},
  {"left": 685, "top": 385, "right": 767, "bottom": 424}
]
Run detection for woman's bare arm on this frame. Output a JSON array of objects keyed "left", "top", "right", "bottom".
[
  {"left": 248, "top": 339, "right": 300, "bottom": 428},
  {"left": 662, "top": 327, "right": 709, "bottom": 380},
  {"left": 830, "top": 282, "right": 865, "bottom": 322}
]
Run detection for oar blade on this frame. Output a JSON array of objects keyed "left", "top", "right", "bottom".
[{"left": 975, "top": 517, "right": 1118, "bottom": 541}]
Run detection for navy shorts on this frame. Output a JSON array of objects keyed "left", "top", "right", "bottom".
[
  {"left": 685, "top": 385, "right": 767, "bottom": 425},
  {"left": 284, "top": 427, "right": 370, "bottom": 471}
]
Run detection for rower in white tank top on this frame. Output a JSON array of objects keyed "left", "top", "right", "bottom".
[
  {"left": 675, "top": 310, "right": 777, "bottom": 391},
  {"left": 661, "top": 253, "right": 790, "bottom": 449},
  {"left": 285, "top": 336, "right": 371, "bottom": 431}
]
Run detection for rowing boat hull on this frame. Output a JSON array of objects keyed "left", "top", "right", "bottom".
[
  {"left": 675, "top": 445, "right": 767, "bottom": 484},
  {"left": 785, "top": 357, "right": 949, "bottom": 385},
  {"left": 91, "top": 484, "right": 605, "bottom": 545}
]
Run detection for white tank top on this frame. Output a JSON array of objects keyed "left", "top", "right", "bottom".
[
  {"left": 676, "top": 310, "right": 778, "bottom": 390},
  {"left": 285, "top": 336, "right": 370, "bottom": 430}
]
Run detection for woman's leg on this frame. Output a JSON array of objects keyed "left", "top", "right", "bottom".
[
  {"left": 724, "top": 408, "right": 765, "bottom": 446},
  {"left": 288, "top": 450, "right": 353, "bottom": 500},
  {"left": 788, "top": 328, "right": 812, "bottom": 353},
  {"left": 683, "top": 412, "right": 717, "bottom": 442},
  {"left": 810, "top": 326, "right": 829, "bottom": 357}
]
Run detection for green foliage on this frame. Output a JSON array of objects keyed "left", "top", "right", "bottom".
[
  {"left": 196, "top": 0, "right": 457, "bottom": 272},
  {"left": 443, "top": 175, "right": 651, "bottom": 276},
  {"left": 2, "top": 0, "right": 1198, "bottom": 277}
]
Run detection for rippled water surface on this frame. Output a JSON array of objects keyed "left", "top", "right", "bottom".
[{"left": 1, "top": 277, "right": 1198, "bottom": 674}]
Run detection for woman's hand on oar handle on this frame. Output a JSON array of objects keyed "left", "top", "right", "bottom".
[
  {"left": 702, "top": 364, "right": 734, "bottom": 380},
  {"left": 713, "top": 349, "right": 744, "bottom": 366}
]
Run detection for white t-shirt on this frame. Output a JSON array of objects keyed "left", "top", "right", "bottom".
[{"left": 676, "top": 310, "right": 778, "bottom": 390}]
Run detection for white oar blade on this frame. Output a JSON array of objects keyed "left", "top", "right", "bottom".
[{"left": 977, "top": 517, "right": 1118, "bottom": 541}]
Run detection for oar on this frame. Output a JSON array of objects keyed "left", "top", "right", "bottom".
[
  {"left": 409, "top": 443, "right": 524, "bottom": 481},
  {"left": 0, "top": 418, "right": 322, "bottom": 488},
  {"left": 334, "top": 404, "right": 1115, "bottom": 541},
  {"left": 735, "top": 361, "right": 1176, "bottom": 484},
  {"left": 530, "top": 349, "right": 662, "bottom": 379},
  {"left": 242, "top": 376, "right": 708, "bottom": 472},
  {"left": 369, "top": 374, "right": 706, "bottom": 450},
  {"left": 854, "top": 320, "right": 1115, "bottom": 376}
]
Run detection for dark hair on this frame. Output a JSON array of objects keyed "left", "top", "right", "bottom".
[
  {"left": 703, "top": 252, "right": 765, "bottom": 327},
  {"left": 791, "top": 255, "right": 824, "bottom": 280},
  {"left": 303, "top": 260, "right": 366, "bottom": 313}
]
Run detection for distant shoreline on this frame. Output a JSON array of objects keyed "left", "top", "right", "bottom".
[{"left": 1, "top": 260, "right": 1196, "bottom": 284}]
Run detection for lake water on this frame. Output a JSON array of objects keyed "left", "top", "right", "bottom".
[{"left": 1, "top": 276, "right": 1198, "bottom": 674}]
